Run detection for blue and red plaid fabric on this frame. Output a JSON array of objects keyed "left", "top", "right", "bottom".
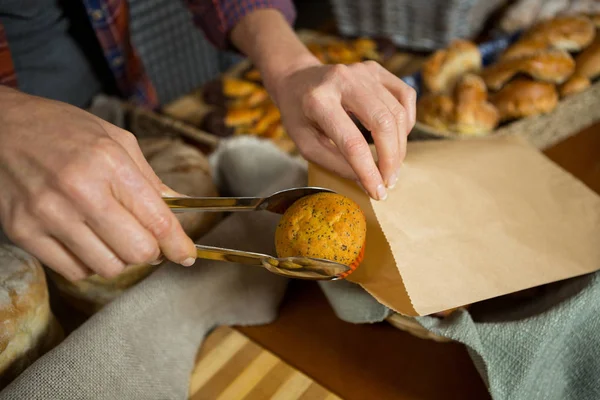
[{"left": 0, "top": 0, "right": 295, "bottom": 108}]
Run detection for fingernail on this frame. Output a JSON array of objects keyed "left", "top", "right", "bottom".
[
  {"left": 149, "top": 259, "right": 163, "bottom": 266},
  {"left": 387, "top": 171, "right": 399, "bottom": 189},
  {"left": 376, "top": 184, "right": 387, "bottom": 201},
  {"left": 181, "top": 257, "right": 196, "bottom": 267}
]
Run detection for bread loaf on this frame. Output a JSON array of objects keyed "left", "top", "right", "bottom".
[
  {"left": 47, "top": 138, "right": 222, "bottom": 314},
  {"left": 0, "top": 244, "right": 63, "bottom": 389}
]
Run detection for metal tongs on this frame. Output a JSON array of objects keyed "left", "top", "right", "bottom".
[{"left": 164, "top": 187, "right": 352, "bottom": 281}]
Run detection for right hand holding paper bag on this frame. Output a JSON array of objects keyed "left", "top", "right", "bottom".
[{"left": 308, "top": 135, "right": 600, "bottom": 316}]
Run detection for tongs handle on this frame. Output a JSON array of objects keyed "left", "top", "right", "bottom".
[{"left": 163, "top": 197, "right": 261, "bottom": 213}]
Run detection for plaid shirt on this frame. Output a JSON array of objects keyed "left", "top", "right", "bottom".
[{"left": 0, "top": 0, "right": 295, "bottom": 108}]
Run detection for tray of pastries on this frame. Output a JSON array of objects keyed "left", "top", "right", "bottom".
[
  {"left": 163, "top": 30, "right": 397, "bottom": 154},
  {"left": 407, "top": 13, "right": 600, "bottom": 149}
]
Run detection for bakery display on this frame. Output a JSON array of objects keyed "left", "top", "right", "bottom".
[
  {"left": 416, "top": 13, "right": 599, "bottom": 138},
  {"left": 0, "top": 244, "right": 64, "bottom": 389},
  {"left": 199, "top": 36, "right": 395, "bottom": 151},
  {"left": 275, "top": 193, "right": 366, "bottom": 272},
  {"left": 46, "top": 138, "right": 222, "bottom": 315}
]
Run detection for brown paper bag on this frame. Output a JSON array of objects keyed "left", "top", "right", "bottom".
[{"left": 308, "top": 136, "right": 600, "bottom": 316}]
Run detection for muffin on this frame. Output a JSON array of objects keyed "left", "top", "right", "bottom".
[{"left": 275, "top": 193, "right": 367, "bottom": 272}]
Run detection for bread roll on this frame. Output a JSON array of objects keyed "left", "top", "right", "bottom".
[
  {"left": 223, "top": 77, "right": 260, "bottom": 98},
  {"left": 490, "top": 79, "right": 559, "bottom": 121},
  {"left": 416, "top": 93, "right": 455, "bottom": 132},
  {"left": 453, "top": 75, "right": 500, "bottom": 136},
  {"left": 422, "top": 40, "right": 482, "bottom": 94},
  {"left": 559, "top": 73, "right": 591, "bottom": 97},
  {"left": 47, "top": 138, "right": 222, "bottom": 315},
  {"left": 417, "top": 75, "right": 499, "bottom": 135},
  {"left": 501, "top": 15, "right": 596, "bottom": 60},
  {"left": 574, "top": 36, "right": 600, "bottom": 80},
  {"left": 0, "top": 245, "right": 63, "bottom": 389},
  {"left": 482, "top": 49, "right": 575, "bottom": 91},
  {"left": 225, "top": 107, "right": 264, "bottom": 128}
]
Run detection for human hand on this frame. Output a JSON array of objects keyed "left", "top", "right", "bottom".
[
  {"left": 268, "top": 58, "right": 416, "bottom": 200},
  {"left": 0, "top": 87, "right": 196, "bottom": 281}
]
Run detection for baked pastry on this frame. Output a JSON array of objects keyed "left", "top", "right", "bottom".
[
  {"left": 453, "top": 75, "right": 500, "bottom": 135},
  {"left": 574, "top": 36, "right": 600, "bottom": 79},
  {"left": 559, "top": 73, "right": 591, "bottom": 97},
  {"left": 244, "top": 68, "right": 262, "bottom": 82},
  {"left": 264, "top": 123, "right": 286, "bottom": 139},
  {"left": 275, "top": 193, "right": 366, "bottom": 272},
  {"left": 490, "top": 78, "right": 559, "bottom": 121},
  {"left": 499, "top": 0, "right": 545, "bottom": 34},
  {"left": 326, "top": 41, "right": 362, "bottom": 64},
  {"left": 353, "top": 37, "right": 380, "bottom": 61},
  {"left": 253, "top": 102, "right": 281, "bottom": 136},
  {"left": 422, "top": 39, "right": 482, "bottom": 94},
  {"left": 225, "top": 107, "right": 264, "bottom": 128},
  {"left": 417, "top": 75, "right": 499, "bottom": 135},
  {"left": 482, "top": 49, "right": 575, "bottom": 91},
  {"left": 47, "top": 138, "right": 222, "bottom": 315},
  {"left": 0, "top": 244, "right": 64, "bottom": 389},
  {"left": 526, "top": 15, "right": 596, "bottom": 50},
  {"left": 307, "top": 43, "right": 328, "bottom": 64},
  {"left": 500, "top": 12, "right": 595, "bottom": 59},
  {"left": 223, "top": 77, "right": 260, "bottom": 98},
  {"left": 416, "top": 93, "right": 455, "bottom": 132},
  {"left": 501, "top": 15, "right": 596, "bottom": 60}
]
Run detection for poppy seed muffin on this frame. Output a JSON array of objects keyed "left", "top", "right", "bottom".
[{"left": 275, "top": 193, "right": 367, "bottom": 271}]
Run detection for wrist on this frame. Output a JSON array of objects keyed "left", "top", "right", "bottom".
[
  {"left": 230, "top": 9, "right": 321, "bottom": 103},
  {"left": 262, "top": 53, "right": 321, "bottom": 104}
]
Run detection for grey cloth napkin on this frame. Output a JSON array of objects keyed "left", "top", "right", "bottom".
[{"left": 2, "top": 135, "right": 599, "bottom": 400}]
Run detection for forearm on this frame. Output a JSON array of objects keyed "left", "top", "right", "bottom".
[{"left": 230, "top": 10, "right": 320, "bottom": 102}]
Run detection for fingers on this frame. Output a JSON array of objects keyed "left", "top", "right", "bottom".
[
  {"left": 20, "top": 234, "right": 93, "bottom": 281},
  {"left": 106, "top": 125, "right": 188, "bottom": 197},
  {"left": 106, "top": 154, "right": 197, "bottom": 266},
  {"left": 293, "top": 126, "right": 357, "bottom": 180},
  {"left": 337, "top": 69, "right": 400, "bottom": 192},
  {"left": 29, "top": 191, "right": 129, "bottom": 278},
  {"left": 83, "top": 197, "right": 162, "bottom": 266},
  {"left": 305, "top": 95, "right": 386, "bottom": 200},
  {"left": 365, "top": 61, "right": 417, "bottom": 131},
  {"left": 58, "top": 139, "right": 197, "bottom": 267},
  {"left": 104, "top": 125, "right": 167, "bottom": 193}
]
